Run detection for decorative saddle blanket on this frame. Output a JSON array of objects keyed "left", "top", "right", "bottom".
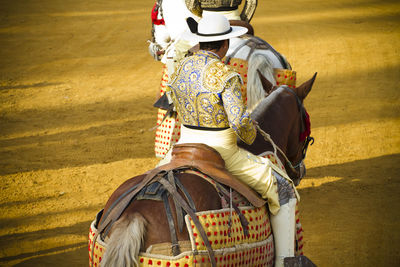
[
  {"left": 155, "top": 66, "right": 181, "bottom": 158},
  {"left": 89, "top": 206, "right": 304, "bottom": 267},
  {"left": 89, "top": 205, "right": 304, "bottom": 267},
  {"left": 89, "top": 206, "right": 275, "bottom": 267},
  {"left": 88, "top": 144, "right": 304, "bottom": 267}
]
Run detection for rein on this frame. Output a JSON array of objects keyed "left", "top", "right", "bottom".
[{"left": 255, "top": 124, "right": 298, "bottom": 173}]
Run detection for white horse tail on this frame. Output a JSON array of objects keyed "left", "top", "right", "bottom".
[
  {"left": 247, "top": 52, "right": 276, "bottom": 112},
  {"left": 101, "top": 212, "right": 147, "bottom": 267}
]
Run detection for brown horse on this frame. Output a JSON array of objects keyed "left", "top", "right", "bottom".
[
  {"left": 239, "top": 72, "right": 317, "bottom": 186},
  {"left": 89, "top": 74, "right": 317, "bottom": 267}
]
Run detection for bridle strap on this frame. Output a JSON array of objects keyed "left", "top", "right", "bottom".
[
  {"left": 254, "top": 124, "right": 298, "bottom": 174},
  {"left": 254, "top": 86, "right": 311, "bottom": 174},
  {"left": 158, "top": 175, "right": 217, "bottom": 267}
]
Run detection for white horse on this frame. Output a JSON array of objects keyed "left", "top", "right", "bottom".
[{"left": 150, "top": 0, "right": 296, "bottom": 157}]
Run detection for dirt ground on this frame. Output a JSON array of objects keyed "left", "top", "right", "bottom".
[{"left": 0, "top": 0, "right": 399, "bottom": 266}]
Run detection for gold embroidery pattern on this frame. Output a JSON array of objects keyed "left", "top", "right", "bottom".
[{"left": 168, "top": 50, "right": 256, "bottom": 144}]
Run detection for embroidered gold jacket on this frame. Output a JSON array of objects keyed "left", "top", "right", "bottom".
[{"left": 167, "top": 50, "right": 256, "bottom": 144}]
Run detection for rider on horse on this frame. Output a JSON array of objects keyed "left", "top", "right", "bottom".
[
  {"left": 152, "top": 0, "right": 298, "bottom": 158},
  {"left": 158, "top": 13, "right": 299, "bottom": 267}
]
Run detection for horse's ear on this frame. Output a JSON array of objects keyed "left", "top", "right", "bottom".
[
  {"left": 257, "top": 70, "right": 274, "bottom": 96},
  {"left": 186, "top": 17, "right": 198, "bottom": 33},
  {"left": 296, "top": 72, "right": 317, "bottom": 101}
]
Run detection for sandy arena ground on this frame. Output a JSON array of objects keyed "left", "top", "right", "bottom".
[{"left": 0, "top": 0, "right": 399, "bottom": 266}]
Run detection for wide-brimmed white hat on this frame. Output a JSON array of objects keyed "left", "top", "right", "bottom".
[{"left": 183, "top": 13, "right": 248, "bottom": 42}]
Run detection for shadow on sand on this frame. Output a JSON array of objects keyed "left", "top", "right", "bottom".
[
  {"left": 0, "top": 220, "right": 92, "bottom": 267},
  {"left": 2, "top": 154, "right": 398, "bottom": 266}
]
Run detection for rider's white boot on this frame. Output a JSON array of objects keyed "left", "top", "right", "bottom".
[{"left": 270, "top": 198, "right": 297, "bottom": 267}]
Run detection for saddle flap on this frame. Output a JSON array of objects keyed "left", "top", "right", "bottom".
[{"left": 136, "top": 182, "right": 165, "bottom": 201}]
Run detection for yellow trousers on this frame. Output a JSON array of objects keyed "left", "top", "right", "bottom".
[{"left": 158, "top": 126, "right": 299, "bottom": 215}]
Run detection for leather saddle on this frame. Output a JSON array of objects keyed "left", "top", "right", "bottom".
[
  {"left": 170, "top": 143, "right": 266, "bottom": 207},
  {"left": 95, "top": 143, "right": 265, "bottom": 247},
  {"left": 93, "top": 143, "right": 266, "bottom": 266}
]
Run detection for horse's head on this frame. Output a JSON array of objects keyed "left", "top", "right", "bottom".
[
  {"left": 282, "top": 73, "right": 316, "bottom": 185},
  {"left": 240, "top": 73, "right": 317, "bottom": 186}
]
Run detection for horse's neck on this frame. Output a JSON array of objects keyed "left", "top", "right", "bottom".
[
  {"left": 227, "top": 38, "right": 249, "bottom": 60},
  {"left": 250, "top": 88, "right": 293, "bottom": 155}
]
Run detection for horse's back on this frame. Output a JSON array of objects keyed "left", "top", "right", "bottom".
[
  {"left": 228, "top": 36, "right": 288, "bottom": 69},
  {"left": 99, "top": 171, "right": 222, "bottom": 242},
  {"left": 90, "top": 171, "right": 276, "bottom": 266}
]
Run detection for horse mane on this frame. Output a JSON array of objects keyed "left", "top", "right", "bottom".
[
  {"left": 250, "top": 86, "right": 284, "bottom": 120},
  {"left": 247, "top": 52, "right": 276, "bottom": 112}
]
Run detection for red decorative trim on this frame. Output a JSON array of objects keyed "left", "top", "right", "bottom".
[
  {"left": 299, "top": 110, "right": 311, "bottom": 141},
  {"left": 151, "top": 3, "right": 165, "bottom": 25}
]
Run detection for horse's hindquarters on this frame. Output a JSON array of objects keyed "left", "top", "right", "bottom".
[{"left": 89, "top": 206, "right": 276, "bottom": 266}]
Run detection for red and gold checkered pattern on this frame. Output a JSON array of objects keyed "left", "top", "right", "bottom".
[
  {"left": 261, "top": 152, "right": 286, "bottom": 171},
  {"left": 295, "top": 201, "right": 304, "bottom": 256},
  {"left": 137, "top": 239, "right": 274, "bottom": 266},
  {"left": 186, "top": 206, "right": 271, "bottom": 251},
  {"left": 260, "top": 152, "right": 304, "bottom": 256},
  {"left": 89, "top": 204, "right": 303, "bottom": 266},
  {"left": 88, "top": 221, "right": 106, "bottom": 267},
  {"left": 155, "top": 66, "right": 182, "bottom": 158},
  {"left": 225, "top": 58, "right": 249, "bottom": 105},
  {"left": 88, "top": 206, "right": 275, "bottom": 267},
  {"left": 274, "top": 68, "right": 297, "bottom": 88}
]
